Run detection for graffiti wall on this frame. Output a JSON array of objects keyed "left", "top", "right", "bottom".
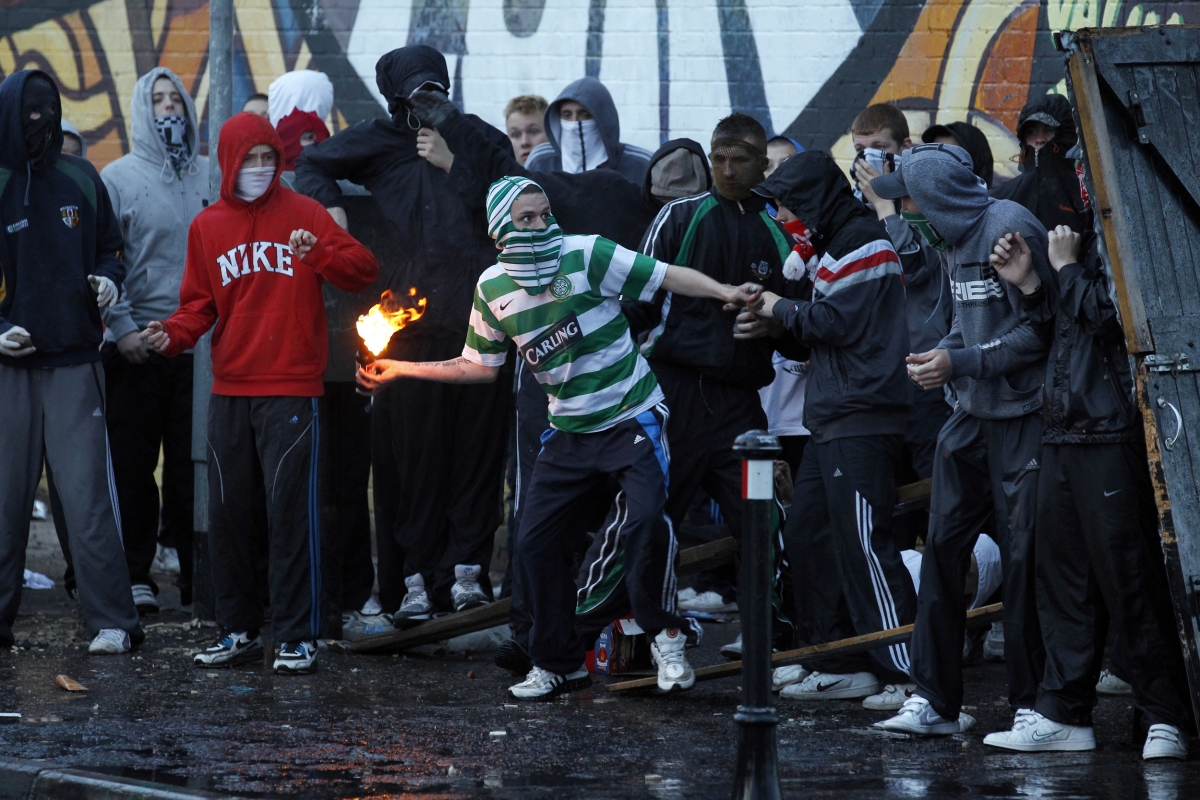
[{"left": 1, "top": 0, "right": 1194, "bottom": 177}]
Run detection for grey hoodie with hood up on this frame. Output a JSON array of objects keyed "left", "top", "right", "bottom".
[
  {"left": 525, "top": 77, "right": 652, "bottom": 186},
  {"left": 100, "top": 67, "right": 208, "bottom": 344},
  {"left": 60, "top": 120, "right": 88, "bottom": 158},
  {"left": 902, "top": 144, "right": 1054, "bottom": 420}
]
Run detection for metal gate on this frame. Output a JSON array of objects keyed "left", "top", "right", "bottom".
[{"left": 1064, "top": 24, "right": 1200, "bottom": 720}]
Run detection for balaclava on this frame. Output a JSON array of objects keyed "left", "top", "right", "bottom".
[
  {"left": 155, "top": 111, "right": 189, "bottom": 172},
  {"left": 709, "top": 136, "right": 767, "bottom": 201},
  {"left": 235, "top": 151, "right": 276, "bottom": 203},
  {"left": 22, "top": 74, "right": 60, "bottom": 166},
  {"left": 487, "top": 176, "right": 564, "bottom": 294},
  {"left": 560, "top": 116, "right": 608, "bottom": 173}
]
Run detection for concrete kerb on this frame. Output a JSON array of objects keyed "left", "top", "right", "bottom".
[{"left": 0, "top": 757, "right": 236, "bottom": 800}]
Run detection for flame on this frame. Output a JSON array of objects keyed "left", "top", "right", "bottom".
[{"left": 356, "top": 288, "right": 427, "bottom": 356}]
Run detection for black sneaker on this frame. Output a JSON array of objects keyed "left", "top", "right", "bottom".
[
  {"left": 274, "top": 641, "right": 318, "bottom": 675},
  {"left": 193, "top": 630, "right": 263, "bottom": 667},
  {"left": 494, "top": 638, "right": 532, "bottom": 673}
]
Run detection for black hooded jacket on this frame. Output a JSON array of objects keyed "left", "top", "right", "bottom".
[
  {"left": 430, "top": 105, "right": 656, "bottom": 251},
  {"left": 993, "top": 94, "right": 1092, "bottom": 241},
  {"left": 292, "top": 46, "right": 511, "bottom": 340},
  {"left": 635, "top": 167, "right": 797, "bottom": 390},
  {"left": 759, "top": 151, "right": 912, "bottom": 442},
  {"left": 0, "top": 70, "right": 125, "bottom": 369},
  {"left": 1020, "top": 241, "right": 1138, "bottom": 444}
]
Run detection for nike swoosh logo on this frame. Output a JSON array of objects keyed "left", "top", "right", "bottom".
[
  {"left": 816, "top": 680, "right": 844, "bottom": 692},
  {"left": 499, "top": 300, "right": 513, "bottom": 311},
  {"left": 1031, "top": 730, "right": 1058, "bottom": 741},
  {"left": 1103, "top": 489, "right": 1121, "bottom": 497}
]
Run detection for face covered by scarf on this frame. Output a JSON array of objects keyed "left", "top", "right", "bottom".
[
  {"left": 559, "top": 118, "right": 608, "bottom": 173},
  {"left": 900, "top": 210, "right": 948, "bottom": 251},
  {"left": 22, "top": 75, "right": 61, "bottom": 166},
  {"left": 487, "top": 176, "right": 564, "bottom": 294},
  {"left": 155, "top": 113, "right": 189, "bottom": 171}
]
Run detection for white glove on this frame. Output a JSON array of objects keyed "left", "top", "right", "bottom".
[
  {"left": 88, "top": 275, "right": 117, "bottom": 308},
  {"left": 0, "top": 325, "right": 36, "bottom": 357}
]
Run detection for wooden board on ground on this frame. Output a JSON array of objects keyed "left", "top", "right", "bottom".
[{"left": 604, "top": 602, "right": 1004, "bottom": 693}]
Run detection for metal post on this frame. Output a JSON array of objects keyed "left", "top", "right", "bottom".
[
  {"left": 731, "top": 430, "right": 782, "bottom": 800},
  {"left": 191, "top": 0, "right": 233, "bottom": 621}
]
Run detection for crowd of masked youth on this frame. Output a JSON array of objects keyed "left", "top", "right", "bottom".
[{"left": 0, "top": 42, "right": 1189, "bottom": 760}]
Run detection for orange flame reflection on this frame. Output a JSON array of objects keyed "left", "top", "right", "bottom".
[{"left": 356, "top": 288, "right": 427, "bottom": 356}]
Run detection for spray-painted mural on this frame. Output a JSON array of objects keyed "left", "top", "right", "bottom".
[{"left": 1, "top": 0, "right": 1194, "bottom": 177}]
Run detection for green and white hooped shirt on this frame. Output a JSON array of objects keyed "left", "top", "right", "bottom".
[{"left": 463, "top": 234, "right": 668, "bottom": 434}]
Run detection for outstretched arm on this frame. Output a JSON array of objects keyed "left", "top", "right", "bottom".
[
  {"left": 356, "top": 356, "right": 498, "bottom": 393},
  {"left": 661, "top": 265, "right": 762, "bottom": 309}
]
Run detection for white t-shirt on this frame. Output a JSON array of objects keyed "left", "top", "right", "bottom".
[
  {"left": 903, "top": 534, "right": 1001, "bottom": 610},
  {"left": 758, "top": 353, "right": 809, "bottom": 436}
]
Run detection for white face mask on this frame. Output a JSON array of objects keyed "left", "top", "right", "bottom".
[
  {"left": 559, "top": 118, "right": 608, "bottom": 173},
  {"left": 235, "top": 166, "right": 275, "bottom": 202}
]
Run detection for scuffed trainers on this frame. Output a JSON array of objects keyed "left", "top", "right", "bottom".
[
  {"left": 193, "top": 630, "right": 263, "bottom": 667},
  {"left": 780, "top": 671, "right": 880, "bottom": 701},
  {"left": 274, "top": 641, "right": 318, "bottom": 675},
  {"left": 983, "top": 622, "right": 1005, "bottom": 662},
  {"left": 494, "top": 638, "right": 533, "bottom": 673},
  {"left": 88, "top": 628, "right": 131, "bottom": 655},
  {"left": 131, "top": 584, "right": 159, "bottom": 615},
  {"left": 1143, "top": 724, "right": 1187, "bottom": 761},
  {"left": 651, "top": 628, "right": 695, "bottom": 693},
  {"left": 862, "top": 682, "right": 917, "bottom": 711},
  {"left": 720, "top": 633, "right": 743, "bottom": 661},
  {"left": 342, "top": 597, "right": 393, "bottom": 641},
  {"left": 678, "top": 590, "right": 738, "bottom": 613},
  {"left": 508, "top": 663, "right": 591, "bottom": 701},
  {"left": 772, "top": 664, "right": 811, "bottom": 692},
  {"left": 153, "top": 545, "right": 181, "bottom": 576},
  {"left": 879, "top": 695, "right": 974, "bottom": 735},
  {"left": 983, "top": 710, "right": 1095, "bottom": 752},
  {"left": 394, "top": 574, "right": 433, "bottom": 628},
  {"left": 676, "top": 587, "right": 698, "bottom": 607},
  {"left": 1096, "top": 669, "right": 1133, "bottom": 696},
  {"left": 450, "top": 565, "right": 490, "bottom": 612}
]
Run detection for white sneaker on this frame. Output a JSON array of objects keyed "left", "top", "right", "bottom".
[
  {"left": 360, "top": 596, "right": 382, "bottom": 616},
  {"left": 88, "top": 628, "right": 131, "bottom": 655},
  {"left": 879, "top": 695, "right": 974, "bottom": 735},
  {"left": 677, "top": 590, "right": 738, "bottom": 613},
  {"left": 983, "top": 622, "right": 1005, "bottom": 661},
  {"left": 1096, "top": 669, "right": 1132, "bottom": 696},
  {"left": 862, "top": 683, "right": 917, "bottom": 711},
  {"left": 676, "top": 587, "right": 698, "bottom": 606},
  {"left": 983, "top": 710, "right": 1095, "bottom": 752},
  {"left": 779, "top": 671, "right": 880, "bottom": 700},
  {"left": 772, "top": 664, "right": 811, "bottom": 692},
  {"left": 153, "top": 545, "right": 181, "bottom": 576},
  {"left": 1143, "top": 724, "right": 1187, "bottom": 760},
  {"left": 720, "top": 633, "right": 742, "bottom": 660},
  {"left": 450, "top": 564, "right": 490, "bottom": 612},
  {"left": 651, "top": 628, "right": 695, "bottom": 693},
  {"left": 131, "top": 584, "right": 158, "bottom": 615},
  {"left": 508, "top": 663, "right": 591, "bottom": 701},
  {"left": 394, "top": 574, "right": 433, "bottom": 627}
]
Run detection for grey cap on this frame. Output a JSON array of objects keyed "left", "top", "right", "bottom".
[
  {"left": 869, "top": 163, "right": 909, "bottom": 200},
  {"left": 650, "top": 148, "right": 708, "bottom": 199}
]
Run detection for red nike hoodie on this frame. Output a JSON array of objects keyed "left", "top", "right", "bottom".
[{"left": 161, "top": 112, "right": 378, "bottom": 395}]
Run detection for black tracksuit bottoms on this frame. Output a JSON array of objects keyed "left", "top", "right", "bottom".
[
  {"left": 786, "top": 434, "right": 916, "bottom": 683},
  {"left": 206, "top": 395, "right": 321, "bottom": 643},
  {"left": 910, "top": 407, "right": 1046, "bottom": 720},
  {"left": 319, "top": 383, "right": 375, "bottom": 614},
  {"left": 1034, "top": 441, "right": 1189, "bottom": 729},
  {"left": 516, "top": 404, "right": 691, "bottom": 675},
  {"left": 370, "top": 333, "right": 511, "bottom": 612},
  {"left": 102, "top": 348, "right": 195, "bottom": 601}
]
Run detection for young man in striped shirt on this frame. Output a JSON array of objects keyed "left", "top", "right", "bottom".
[{"left": 358, "top": 176, "right": 761, "bottom": 700}]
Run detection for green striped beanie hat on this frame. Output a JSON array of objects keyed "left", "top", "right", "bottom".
[{"left": 486, "top": 175, "right": 563, "bottom": 293}]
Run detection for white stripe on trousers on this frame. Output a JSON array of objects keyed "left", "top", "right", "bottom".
[{"left": 856, "top": 491, "right": 910, "bottom": 674}]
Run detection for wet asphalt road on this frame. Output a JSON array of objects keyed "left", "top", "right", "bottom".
[{"left": 3, "top": 521, "right": 1198, "bottom": 798}]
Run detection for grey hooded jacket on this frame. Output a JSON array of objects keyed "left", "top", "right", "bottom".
[
  {"left": 903, "top": 144, "right": 1054, "bottom": 420},
  {"left": 100, "top": 67, "right": 208, "bottom": 343},
  {"left": 61, "top": 119, "right": 88, "bottom": 158},
  {"left": 525, "top": 77, "right": 652, "bottom": 186}
]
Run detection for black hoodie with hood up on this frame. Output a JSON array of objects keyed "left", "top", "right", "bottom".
[
  {"left": 525, "top": 77, "right": 653, "bottom": 186},
  {"left": 759, "top": 151, "right": 912, "bottom": 442},
  {"left": 0, "top": 70, "right": 125, "bottom": 369},
  {"left": 293, "top": 46, "right": 511, "bottom": 339},
  {"left": 992, "top": 94, "right": 1092, "bottom": 242}
]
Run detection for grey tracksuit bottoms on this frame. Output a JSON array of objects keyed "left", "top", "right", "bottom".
[{"left": 0, "top": 362, "right": 140, "bottom": 642}]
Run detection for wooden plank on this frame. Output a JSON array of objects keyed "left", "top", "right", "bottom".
[
  {"left": 678, "top": 537, "right": 737, "bottom": 576},
  {"left": 351, "top": 600, "right": 511, "bottom": 653},
  {"left": 1068, "top": 44, "right": 1154, "bottom": 352},
  {"left": 605, "top": 603, "right": 1004, "bottom": 694}
]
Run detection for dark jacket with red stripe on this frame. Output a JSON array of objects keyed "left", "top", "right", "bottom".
[{"left": 762, "top": 151, "right": 912, "bottom": 442}]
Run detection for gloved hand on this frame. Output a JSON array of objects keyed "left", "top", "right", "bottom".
[
  {"left": 0, "top": 325, "right": 35, "bottom": 357},
  {"left": 407, "top": 90, "right": 459, "bottom": 129},
  {"left": 88, "top": 275, "right": 117, "bottom": 308}
]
